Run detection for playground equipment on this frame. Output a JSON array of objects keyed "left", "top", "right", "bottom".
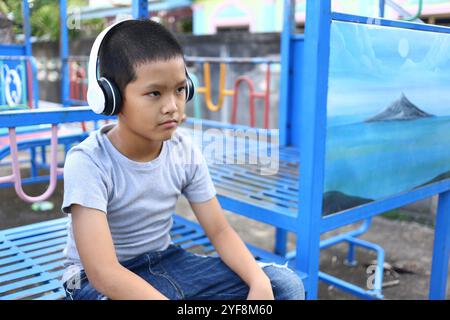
[
  {"left": 1, "top": 0, "right": 450, "bottom": 300},
  {"left": 186, "top": 56, "right": 277, "bottom": 129},
  {"left": 0, "top": 6, "right": 90, "bottom": 201},
  {"left": 68, "top": 57, "right": 88, "bottom": 103},
  {"left": 64, "top": 56, "right": 278, "bottom": 129},
  {"left": 59, "top": 4, "right": 278, "bottom": 129}
]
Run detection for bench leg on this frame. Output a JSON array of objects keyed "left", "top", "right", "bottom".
[
  {"left": 345, "top": 242, "right": 357, "bottom": 267},
  {"left": 429, "top": 191, "right": 450, "bottom": 300},
  {"left": 296, "top": 227, "right": 321, "bottom": 300},
  {"left": 274, "top": 228, "right": 288, "bottom": 256}
]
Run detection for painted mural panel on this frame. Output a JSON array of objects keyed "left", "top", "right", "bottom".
[{"left": 324, "top": 21, "right": 450, "bottom": 215}]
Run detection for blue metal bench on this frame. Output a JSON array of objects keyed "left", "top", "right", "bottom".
[
  {"left": 2, "top": 0, "right": 450, "bottom": 301},
  {"left": 0, "top": 214, "right": 306, "bottom": 300},
  {"left": 193, "top": 135, "right": 386, "bottom": 299}
]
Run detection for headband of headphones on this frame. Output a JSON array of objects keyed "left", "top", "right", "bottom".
[
  {"left": 87, "top": 19, "right": 131, "bottom": 114},
  {"left": 87, "top": 19, "right": 195, "bottom": 115}
]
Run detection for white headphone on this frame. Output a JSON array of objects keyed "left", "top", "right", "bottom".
[{"left": 87, "top": 19, "right": 195, "bottom": 115}]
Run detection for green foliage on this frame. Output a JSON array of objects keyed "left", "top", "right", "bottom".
[{"left": 0, "top": 0, "right": 105, "bottom": 41}]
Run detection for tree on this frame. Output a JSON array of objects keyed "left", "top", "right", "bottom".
[{"left": 0, "top": 0, "right": 105, "bottom": 42}]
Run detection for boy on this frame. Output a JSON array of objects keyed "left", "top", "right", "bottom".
[{"left": 61, "top": 19, "right": 304, "bottom": 300}]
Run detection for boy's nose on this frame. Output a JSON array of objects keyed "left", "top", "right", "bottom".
[{"left": 161, "top": 96, "right": 178, "bottom": 114}]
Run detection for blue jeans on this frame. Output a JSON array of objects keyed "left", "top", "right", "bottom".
[{"left": 63, "top": 244, "right": 305, "bottom": 300}]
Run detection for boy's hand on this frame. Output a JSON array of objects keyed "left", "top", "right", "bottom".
[{"left": 247, "top": 276, "right": 274, "bottom": 300}]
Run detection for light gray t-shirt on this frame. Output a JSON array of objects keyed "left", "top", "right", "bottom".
[{"left": 61, "top": 123, "right": 216, "bottom": 281}]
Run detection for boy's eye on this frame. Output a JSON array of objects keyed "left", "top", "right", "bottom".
[
  {"left": 148, "top": 91, "right": 160, "bottom": 97},
  {"left": 177, "top": 87, "right": 186, "bottom": 94}
]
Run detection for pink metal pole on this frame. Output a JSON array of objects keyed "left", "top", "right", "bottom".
[
  {"left": 1, "top": 125, "right": 64, "bottom": 203},
  {"left": 232, "top": 76, "right": 256, "bottom": 127}
]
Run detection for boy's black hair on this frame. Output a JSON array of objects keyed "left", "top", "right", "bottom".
[{"left": 98, "top": 19, "right": 185, "bottom": 96}]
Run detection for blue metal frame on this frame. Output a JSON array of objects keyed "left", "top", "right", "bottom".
[
  {"left": 379, "top": 0, "right": 386, "bottom": 18},
  {"left": 291, "top": 0, "right": 450, "bottom": 299},
  {"left": 132, "top": 0, "right": 148, "bottom": 20},
  {"left": 0, "top": 107, "right": 113, "bottom": 127},
  {"left": 1, "top": 0, "right": 448, "bottom": 300},
  {"left": 21, "top": 0, "right": 32, "bottom": 59},
  {"left": 430, "top": 191, "right": 450, "bottom": 299},
  {"left": 60, "top": 0, "right": 70, "bottom": 108},
  {"left": 294, "top": 0, "right": 331, "bottom": 300},
  {"left": 332, "top": 12, "right": 450, "bottom": 34}
]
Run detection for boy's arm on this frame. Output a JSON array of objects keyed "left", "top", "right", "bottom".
[
  {"left": 190, "top": 197, "right": 274, "bottom": 300},
  {"left": 71, "top": 204, "right": 168, "bottom": 300}
]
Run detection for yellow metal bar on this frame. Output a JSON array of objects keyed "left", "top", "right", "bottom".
[{"left": 204, "top": 63, "right": 228, "bottom": 112}]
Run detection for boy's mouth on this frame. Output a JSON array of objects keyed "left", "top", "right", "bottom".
[
  {"left": 159, "top": 119, "right": 178, "bottom": 126},
  {"left": 158, "top": 119, "right": 178, "bottom": 129}
]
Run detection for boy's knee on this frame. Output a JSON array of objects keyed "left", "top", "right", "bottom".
[{"left": 259, "top": 262, "right": 305, "bottom": 300}]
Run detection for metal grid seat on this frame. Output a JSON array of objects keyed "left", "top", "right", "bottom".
[{"left": 0, "top": 214, "right": 306, "bottom": 300}]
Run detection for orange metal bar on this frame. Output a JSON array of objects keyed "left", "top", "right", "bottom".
[{"left": 203, "top": 63, "right": 230, "bottom": 112}]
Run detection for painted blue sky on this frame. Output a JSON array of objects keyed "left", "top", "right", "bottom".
[{"left": 328, "top": 21, "right": 450, "bottom": 117}]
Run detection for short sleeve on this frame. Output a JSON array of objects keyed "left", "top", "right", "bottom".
[
  {"left": 61, "top": 149, "right": 109, "bottom": 214},
  {"left": 182, "top": 144, "right": 217, "bottom": 203}
]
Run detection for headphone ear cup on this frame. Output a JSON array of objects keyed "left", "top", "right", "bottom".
[
  {"left": 98, "top": 77, "right": 122, "bottom": 115},
  {"left": 185, "top": 72, "right": 195, "bottom": 102}
]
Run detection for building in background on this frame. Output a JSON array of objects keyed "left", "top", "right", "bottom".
[
  {"left": 83, "top": 0, "right": 193, "bottom": 32},
  {"left": 193, "top": 0, "right": 450, "bottom": 35},
  {"left": 83, "top": 0, "right": 450, "bottom": 35}
]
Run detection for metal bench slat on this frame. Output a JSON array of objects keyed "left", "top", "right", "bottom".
[
  {"left": 1, "top": 281, "right": 62, "bottom": 300},
  {"left": 3, "top": 230, "right": 67, "bottom": 248},
  {"left": 31, "top": 252, "right": 64, "bottom": 265},
  {"left": 0, "top": 260, "right": 64, "bottom": 284},
  {"left": 9, "top": 237, "right": 66, "bottom": 254},
  {"left": 34, "top": 290, "right": 66, "bottom": 300},
  {"left": 3, "top": 223, "right": 67, "bottom": 242},
  {"left": 0, "top": 218, "right": 68, "bottom": 238},
  {"left": 0, "top": 272, "right": 62, "bottom": 294},
  {"left": 0, "top": 239, "right": 66, "bottom": 259}
]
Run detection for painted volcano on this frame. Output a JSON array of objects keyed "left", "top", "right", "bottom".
[{"left": 366, "top": 93, "right": 434, "bottom": 122}]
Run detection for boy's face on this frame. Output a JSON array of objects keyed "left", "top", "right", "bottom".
[{"left": 119, "top": 56, "right": 187, "bottom": 142}]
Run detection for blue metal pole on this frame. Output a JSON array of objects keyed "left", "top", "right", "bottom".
[
  {"left": 40, "top": 145, "right": 47, "bottom": 165},
  {"left": 29, "top": 147, "right": 38, "bottom": 178},
  {"left": 132, "top": 0, "right": 149, "bottom": 20},
  {"left": 379, "top": 0, "right": 386, "bottom": 18},
  {"left": 22, "top": 0, "right": 32, "bottom": 57},
  {"left": 22, "top": 0, "right": 40, "bottom": 108},
  {"left": 30, "top": 57, "right": 40, "bottom": 108},
  {"left": 0, "top": 107, "right": 114, "bottom": 127},
  {"left": 296, "top": 0, "right": 332, "bottom": 299},
  {"left": 278, "top": 0, "right": 294, "bottom": 147},
  {"left": 60, "top": 0, "right": 70, "bottom": 107},
  {"left": 274, "top": 228, "right": 288, "bottom": 256},
  {"left": 429, "top": 191, "right": 450, "bottom": 299}
]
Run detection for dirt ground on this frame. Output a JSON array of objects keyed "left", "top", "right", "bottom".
[{"left": 0, "top": 177, "right": 449, "bottom": 300}]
